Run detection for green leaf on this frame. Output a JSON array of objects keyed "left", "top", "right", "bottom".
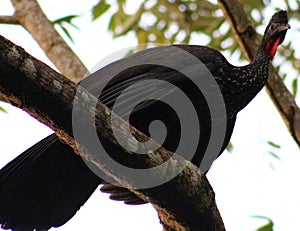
[
  {"left": 292, "top": 78, "right": 298, "bottom": 98},
  {"left": 282, "top": 73, "right": 287, "bottom": 81},
  {"left": 267, "top": 141, "right": 281, "bottom": 149},
  {"left": 268, "top": 151, "right": 281, "bottom": 161},
  {"left": 256, "top": 222, "right": 273, "bottom": 231},
  {"left": 267, "top": 141, "right": 281, "bottom": 161},
  {"left": 226, "top": 141, "right": 234, "bottom": 153},
  {"left": 252, "top": 216, "right": 274, "bottom": 231},
  {"left": 59, "top": 25, "right": 74, "bottom": 44},
  {"left": 92, "top": 1, "right": 111, "bottom": 20},
  {"left": 108, "top": 14, "right": 117, "bottom": 32},
  {"left": 53, "top": 15, "right": 79, "bottom": 43},
  {"left": 0, "top": 105, "right": 7, "bottom": 113},
  {"left": 53, "top": 15, "right": 79, "bottom": 29}
]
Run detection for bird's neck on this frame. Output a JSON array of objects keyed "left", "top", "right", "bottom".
[
  {"left": 224, "top": 46, "right": 271, "bottom": 116},
  {"left": 253, "top": 42, "right": 273, "bottom": 63}
]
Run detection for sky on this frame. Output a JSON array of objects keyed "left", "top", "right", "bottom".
[{"left": 0, "top": 0, "right": 299, "bottom": 230}]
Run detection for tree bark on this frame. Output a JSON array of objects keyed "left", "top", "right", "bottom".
[
  {"left": 0, "top": 35, "right": 225, "bottom": 231},
  {"left": 218, "top": 0, "right": 300, "bottom": 147},
  {"left": 9, "top": 0, "right": 88, "bottom": 83}
]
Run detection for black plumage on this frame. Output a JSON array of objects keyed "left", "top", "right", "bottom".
[{"left": 0, "top": 10, "right": 289, "bottom": 230}]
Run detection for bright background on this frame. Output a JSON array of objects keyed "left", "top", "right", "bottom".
[{"left": 0, "top": 0, "right": 299, "bottom": 230}]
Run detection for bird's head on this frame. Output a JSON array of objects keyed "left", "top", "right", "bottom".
[{"left": 262, "top": 10, "right": 290, "bottom": 60}]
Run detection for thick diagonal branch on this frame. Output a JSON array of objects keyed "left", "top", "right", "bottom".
[
  {"left": 10, "top": 0, "right": 87, "bottom": 83},
  {"left": 0, "top": 35, "right": 225, "bottom": 231},
  {"left": 218, "top": 0, "right": 300, "bottom": 148}
]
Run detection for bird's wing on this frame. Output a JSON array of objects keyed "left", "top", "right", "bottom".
[{"left": 81, "top": 45, "right": 226, "bottom": 116}]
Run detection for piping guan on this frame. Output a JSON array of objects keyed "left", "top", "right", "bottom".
[{"left": 0, "top": 11, "right": 289, "bottom": 230}]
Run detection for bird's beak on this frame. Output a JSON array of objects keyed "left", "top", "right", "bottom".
[{"left": 277, "top": 24, "right": 291, "bottom": 32}]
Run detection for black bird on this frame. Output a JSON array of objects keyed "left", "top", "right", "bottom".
[{"left": 0, "top": 11, "right": 289, "bottom": 230}]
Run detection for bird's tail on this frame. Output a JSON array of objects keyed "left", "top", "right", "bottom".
[{"left": 0, "top": 134, "right": 101, "bottom": 230}]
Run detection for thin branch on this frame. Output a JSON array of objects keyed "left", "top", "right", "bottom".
[
  {"left": 0, "top": 15, "right": 19, "bottom": 24},
  {"left": 218, "top": 0, "right": 300, "bottom": 148},
  {"left": 0, "top": 35, "right": 225, "bottom": 231},
  {"left": 10, "top": 0, "right": 88, "bottom": 83}
]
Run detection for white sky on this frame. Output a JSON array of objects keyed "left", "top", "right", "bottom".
[{"left": 0, "top": 0, "right": 299, "bottom": 231}]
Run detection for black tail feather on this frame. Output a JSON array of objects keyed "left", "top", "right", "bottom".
[{"left": 0, "top": 134, "right": 101, "bottom": 230}]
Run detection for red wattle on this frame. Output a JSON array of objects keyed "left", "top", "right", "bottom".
[{"left": 269, "top": 38, "right": 281, "bottom": 59}]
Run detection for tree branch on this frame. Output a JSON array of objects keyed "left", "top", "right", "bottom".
[
  {"left": 0, "top": 35, "right": 225, "bottom": 231},
  {"left": 0, "top": 14, "right": 19, "bottom": 24},
  {"left": 10, "top": 0, "right": 88, "bottom": 83},
  {"left": 218, "top": 0, "right": 300, "bottom": 148}
]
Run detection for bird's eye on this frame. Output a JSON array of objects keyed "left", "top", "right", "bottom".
[{"left": 269, "top": 24, "right": 276, "bottom": 31}]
